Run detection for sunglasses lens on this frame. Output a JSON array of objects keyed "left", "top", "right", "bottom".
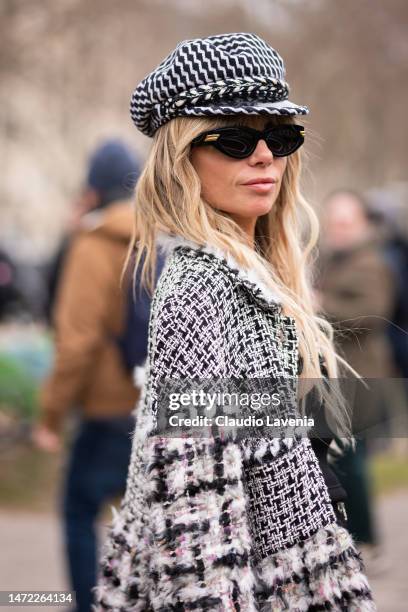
[
  {"left": 216, "top": 130, "right": 255, "bottom": 158},
  {"left": 192, "top": 125, "right": 304, "bottom": 159},
  {"left": 265, "top": 125, "right": 304, "bottom": 157}
]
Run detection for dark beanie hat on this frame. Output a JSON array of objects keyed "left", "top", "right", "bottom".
[{"left": 87, "top": 139, "right": 141, "bottom": 207}]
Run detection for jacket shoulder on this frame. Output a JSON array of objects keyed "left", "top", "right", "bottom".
[
  {"left": 79, "top": 201, "right": 133, "bottom": 242},
  {"left": 150, "top": 247, "right": 233, "bottom": 379},
  {"left": 155, "top": 246, "right": 236, "bottom": 307}
]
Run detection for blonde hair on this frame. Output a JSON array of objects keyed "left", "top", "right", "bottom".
[{"left": 128, "top": 114, "right": 353, "bottom": 435}]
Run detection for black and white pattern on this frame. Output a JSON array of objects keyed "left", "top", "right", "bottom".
[
  {"left": 94, "top": 233, "right": 376, "bottom": 611},
  {"left": 130, "top": 33, "right": 309, "bottom": 137},
  {"left": 245, "top": 438, "right": 334, "bottom": 561}
]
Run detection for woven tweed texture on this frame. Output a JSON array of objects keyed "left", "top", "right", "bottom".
[
  {"left": 244, "top": 438, "right": 334, "bottom": 561},
  {"left": 130, "top": 32, "right": 309, "bottom": 136},
  {"left": 94, "top": 235, "right": 376, "bottom": 611}
]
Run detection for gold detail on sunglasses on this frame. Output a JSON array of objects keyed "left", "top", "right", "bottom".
[{"left": 204, "top": 134, "right": 220, "bottom": 142}]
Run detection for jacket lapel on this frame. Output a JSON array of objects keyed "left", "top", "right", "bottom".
[{"left": 155, "top": 230, "right": 282, "bottom": 314}]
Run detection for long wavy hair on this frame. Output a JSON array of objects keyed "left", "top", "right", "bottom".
[{"left": 127, "top": 113, "right": 353, "bottom": 435}]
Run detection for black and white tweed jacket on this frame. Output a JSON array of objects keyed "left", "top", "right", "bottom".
[{"left": 95, "top": 234, "right": 375, "bottom": 611}]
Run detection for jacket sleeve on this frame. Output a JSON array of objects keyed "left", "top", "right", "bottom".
[
  {"left": 95, "top": 286, "right": 260, "bottom": 611},
  {"left": 39, "top": 233, "right": 116, "bottom": 432}
]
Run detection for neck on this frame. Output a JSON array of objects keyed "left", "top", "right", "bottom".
[{"left": 229, "top": 214, "right": 257, "bottom": 249}]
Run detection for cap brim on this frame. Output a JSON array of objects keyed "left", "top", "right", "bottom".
[{"left": 178, "top": 98, "right": 309, "bottom": 117}]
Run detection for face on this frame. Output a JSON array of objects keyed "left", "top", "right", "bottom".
[
  {"left": 322, "top": 193, "right": 370, "bottom": 250},
  {"left": 189, "top": 117, "right": 289, "bottom": 238}
]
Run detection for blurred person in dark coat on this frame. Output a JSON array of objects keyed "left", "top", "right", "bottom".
[
  {"left": 0, "top": 247, "right": 26, "bottom": 321},
  {"left": 368, "top": 198, "right": 408, "bottom": 395},
  {"left": 44, "top": 193, "right": 91, "bottom": 324},
  {"left": 317, "top": 188, "right": 396, "bottom": 572},
  {"left": 31, "top": 140, "right": 147, "bottom": 612}
]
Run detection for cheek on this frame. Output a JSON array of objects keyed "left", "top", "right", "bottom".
[
  {"left": 277, "top": 157, "right": 288, "bottom": 182},
  {"left": 190, "top": 149, "right": 235, "bottom": 203}
]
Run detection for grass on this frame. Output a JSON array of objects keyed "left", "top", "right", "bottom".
[
  {"left": 370, "top": 451, "right": 408, "bottom": 497},
  {"left": 0, "top": 442, "right": 121, "bottom": 519},
  {"left": 0, "top": 443, "right": 61, "bottom": 513}
]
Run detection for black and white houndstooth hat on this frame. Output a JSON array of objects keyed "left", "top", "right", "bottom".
[{"left": 130, "top": 33, "right": 309, "bottom": 137}]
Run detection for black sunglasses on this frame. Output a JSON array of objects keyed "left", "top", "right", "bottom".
[{"left": 190, "top": 124, "right": 305, "bottom": 159}]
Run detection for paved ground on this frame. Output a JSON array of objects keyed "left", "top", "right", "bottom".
[
  {"left": 0, "top": 491, "right": 407, "bottom": 611},
  {"left": 368, "top": 490, "right": 408, "bottom": 611}
]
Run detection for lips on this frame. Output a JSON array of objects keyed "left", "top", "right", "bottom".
[
  {"left": 242, "top": 178, "right": 278, "bottom": 185},
  {"left": 241, "top": 177, "right": 278, "bottom": 193}
]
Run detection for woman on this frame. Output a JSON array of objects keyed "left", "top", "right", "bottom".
[{"left": 94, "top": 34, "right": 375, "bottom": 611}]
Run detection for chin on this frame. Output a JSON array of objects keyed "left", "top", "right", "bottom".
[
  {"left": 247, "top": 197, "right": 276, "bottom": 216},
  {"left": 221, "top": 196, "right": 276, "bottom": 219}
]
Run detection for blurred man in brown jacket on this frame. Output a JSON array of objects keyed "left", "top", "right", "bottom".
[{"left": 32, "top": 141, "right": 144, "bottom": 612}]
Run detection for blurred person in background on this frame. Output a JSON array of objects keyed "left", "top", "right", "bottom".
[
  {"left": 44, "top": 188, "right": 95, "bottom": 324},
  {"left": 368, "top": 195, "right": 408, "bottom": 404},
  {"left": 31, "top": 140, "right": 152, "bottom": 612},
  {"left": 44, "top": 142, "right": 139, "bottom": 323},
  {"left": 0, "top": 247, "right": 26, "bottom": 321},
  {"left": 317, "top": 188, "right": 397, "bottom": 572},
  {"left": 383, "top": 226, "right": 408, "bottom": 381},
  {"left": 364, "top": 195, "right": 408, "bottom": 458}
]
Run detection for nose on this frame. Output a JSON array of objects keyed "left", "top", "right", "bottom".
[{"left": 248, "top": 139, "right": 273, "bottom": 165}]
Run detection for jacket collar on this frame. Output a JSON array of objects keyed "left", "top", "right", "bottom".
[{"left": 156, "top": 230, "right": 282, "bottom": 312}]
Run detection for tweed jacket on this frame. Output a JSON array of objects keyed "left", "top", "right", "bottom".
[{"left": 95, "top": 233, "right": 375, "bottom": 612}]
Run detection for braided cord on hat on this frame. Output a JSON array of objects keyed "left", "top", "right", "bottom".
[
  {"left": 167, "top": 77, "right": 290, "bottom": 108},
  {"left": 147, "top": 103, "right": 307, "bottom": 136},
  {"left": 131, "top": 77, "right": 292, "bottom": 136}
]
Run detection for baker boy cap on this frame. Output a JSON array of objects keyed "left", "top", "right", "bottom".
[{"left": 130, "top": 32, "right": 309, "bottom": 137}]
